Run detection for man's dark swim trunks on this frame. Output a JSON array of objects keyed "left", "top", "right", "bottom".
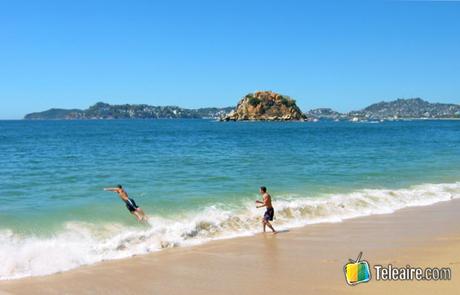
[
  {"left": 264, "top": 207, "right": 274, "bottom": 221},
  {"left": 125, "top": 198, "right": 139, "bottom": 212}
]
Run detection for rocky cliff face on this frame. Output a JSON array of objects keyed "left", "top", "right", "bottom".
[{"left": 222, "top": 91, "right": 306, "bottom": 121}]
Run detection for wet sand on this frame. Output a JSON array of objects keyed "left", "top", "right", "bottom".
[{"left": 1, "top": 199, "right": 459, "bottom": 295}]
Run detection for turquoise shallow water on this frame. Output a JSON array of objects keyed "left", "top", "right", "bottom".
[{"left": 1, "top": 119, "right": 460, "bottom": 279}]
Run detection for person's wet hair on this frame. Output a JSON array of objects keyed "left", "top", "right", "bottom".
[
  {"left": 117, "top": 184, "right": 122, "bottom": 189},
  {"left": 260, "top": 186, "right": 267, "bottom": 193}
]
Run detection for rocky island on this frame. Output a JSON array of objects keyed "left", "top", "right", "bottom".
[{"left": 221, "top": 91, "right": 306, "bottom": 121}]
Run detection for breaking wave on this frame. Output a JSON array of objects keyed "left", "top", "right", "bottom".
[{"left": 1, "top": 182, "right": 459, "bottom": 280}]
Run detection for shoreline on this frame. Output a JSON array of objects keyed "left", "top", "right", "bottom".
[{"left": 1, "top": 198, "right": 460, "bottom": 294}]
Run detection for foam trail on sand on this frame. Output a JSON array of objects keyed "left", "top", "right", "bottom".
[{"left": 1, "top": 182, "right": 459, "bottom": 280}]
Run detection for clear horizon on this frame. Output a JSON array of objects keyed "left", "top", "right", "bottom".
[{"left": 1, "top": 0, "right": 460, "bottom": 119}]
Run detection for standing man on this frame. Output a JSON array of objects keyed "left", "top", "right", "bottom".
[
  {"left": 255, "top": 186, "right": 276, "bottom": 234},
  {"left": 104, "top": 185, "right": 147, "bottom": 222}
]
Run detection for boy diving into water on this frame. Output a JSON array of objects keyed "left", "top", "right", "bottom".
[
  {"left": 255, "top": 186, "right": 277, "bottom": 234},
  {"left": 104, "top": 185, "right": 147, "bottom": 222}
]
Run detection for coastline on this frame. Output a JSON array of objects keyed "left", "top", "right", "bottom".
[
  {"left": 17, "top": 117, "right": 460, "bottom": 121},
  {"left": 1, "top": 198, "right": 459, "bottom": 294}
]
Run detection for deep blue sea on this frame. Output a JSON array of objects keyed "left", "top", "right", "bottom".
[{"left": 1, "top": 119, "right": 459, "bottom": 279}]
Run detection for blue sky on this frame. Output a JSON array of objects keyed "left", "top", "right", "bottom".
[{"left": 0, "top": 0, "right": 459, "bottom": 119}]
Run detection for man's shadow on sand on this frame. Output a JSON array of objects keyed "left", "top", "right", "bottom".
[
  {"left": 260, "top": 229, "right": 289, "bottom": 235},
  {"left": 275, "top": 229, "right": 289, "bottom": 234}
]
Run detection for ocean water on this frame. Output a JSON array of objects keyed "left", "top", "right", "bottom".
[{"left": 1, "top": 119, "right": 460, "bottom": 279}]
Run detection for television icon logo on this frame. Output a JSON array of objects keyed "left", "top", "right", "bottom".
[{"left": 344, "top": 252, "right": 371, "bottom": 286}]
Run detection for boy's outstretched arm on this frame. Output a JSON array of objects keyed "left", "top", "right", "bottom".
[{"left": 103, "top": 188, "right": 118, "bottom": 192}]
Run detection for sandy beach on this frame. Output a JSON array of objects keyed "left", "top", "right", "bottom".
[{"left": 0, "top": 199, "right": 459, "bottom": 295}]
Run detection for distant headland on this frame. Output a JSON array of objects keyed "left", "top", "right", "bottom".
[
  {"left": 24, "top": 91, "right": 460, "bottom": 121},
  {"left": 24, "top": 102, "right": 233, "bottom": 120}
]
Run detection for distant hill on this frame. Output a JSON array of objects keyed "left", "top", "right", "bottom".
[
  {"left": 348, "top": 98, "right": 460, "bottom": 120},
  {"left": 24, "top": 108, "right": 85, "bottom": 120},
  {"left": 306, "top": 98, "right": 459, "bottom": 121},
  {"left": 24, "top": 102, "right": 233, "bottom": 120},
  {"left": 306, "top": 108, "right": 345, "bottom": 120}
]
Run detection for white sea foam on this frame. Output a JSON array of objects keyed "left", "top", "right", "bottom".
[{"left": 1, "top": 182, "right": 459, "bottom": 280}]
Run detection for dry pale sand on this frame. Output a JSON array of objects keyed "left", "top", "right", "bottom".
[{"left": 1, "top": 199, "right": 460, "bottom": 295}]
